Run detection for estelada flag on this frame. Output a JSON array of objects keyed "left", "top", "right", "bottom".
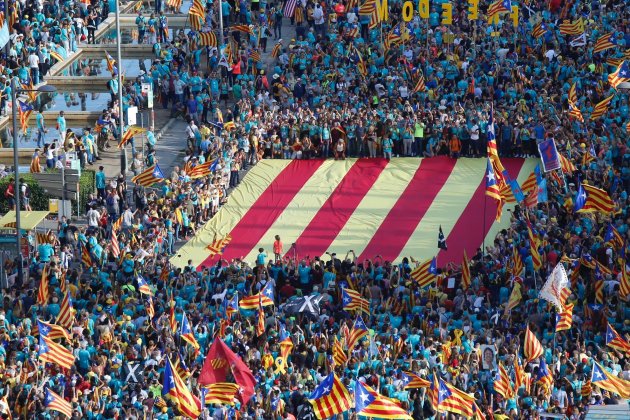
[{"left": 198, "top": 338, "right": 256, "bottom": 404}]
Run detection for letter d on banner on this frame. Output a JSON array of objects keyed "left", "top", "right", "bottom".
[{"left": 418, "top": 0, "right": 429, "bottom": 19}]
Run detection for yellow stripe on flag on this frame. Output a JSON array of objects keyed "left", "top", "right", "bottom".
[
  {"left": 171, "top": 160, "right": 291, "bottom": 267},
  {"left": 325, "top": 159, "right": 421, "bottom": 258},
  {"left": 399, "top": 159, "right": 486, "bottom": 260},
  {"left": 243, "top": 160, "right": 353, "bottom": 263}
]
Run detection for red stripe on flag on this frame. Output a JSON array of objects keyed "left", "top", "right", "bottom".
[
  {"left": 439, "top": 158, "right": 526, "bottom": 263},
  {"left": 292, "top": 158, "right": 389, "bottom": 258},
  {"left": 199, "top": 160, "right": 324, "bottom": 267},
  {"left": 359, "top": 156, "right": 458, "bottom": 262}
]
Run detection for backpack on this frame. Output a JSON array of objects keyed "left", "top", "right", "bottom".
[{"left": 23, "top": 184, "right": 31, "bottom": 198}]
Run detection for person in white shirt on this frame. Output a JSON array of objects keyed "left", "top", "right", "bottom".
[
  {"left": 28, "top": 51, "right": 40, "bottom": 84},
  {"left": 313, "top": 4, "right": 325, "bottom": 36}
]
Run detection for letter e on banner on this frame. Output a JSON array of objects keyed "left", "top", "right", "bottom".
[
  {"left": 441, "top": 3, "right": 453, "bottom": 25},
  {"left": 467, "top": 0, "right": 478, "bottom": 20}
]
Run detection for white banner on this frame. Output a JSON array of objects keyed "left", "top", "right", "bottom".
[
  {"left": 539, "top": 263, "right": 569, "bottom": 311},
  {"left": 0, "top": 23, "right": 9, "bottom": 50}
]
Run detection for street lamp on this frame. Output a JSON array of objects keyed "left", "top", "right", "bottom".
[{"left": 10, "top": 78, "right": 57, "bottom": 280}]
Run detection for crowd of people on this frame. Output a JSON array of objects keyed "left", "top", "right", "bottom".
[{"left": 1, "top": 0, "right": 630, "bottom": 419}]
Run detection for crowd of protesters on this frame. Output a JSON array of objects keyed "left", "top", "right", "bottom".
[{"left": 0, "top": 0, "right": 629, "bottom": 419}]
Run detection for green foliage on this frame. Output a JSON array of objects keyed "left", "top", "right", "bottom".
[
  {"left": 79, "top": 170, "right": 95, "bottom": 209},
  {"left": 0, "top": 174, "right": 52, "bottom": 213},
  {"left": 0, "top": 170, "right": 94, "bottom": 214}
]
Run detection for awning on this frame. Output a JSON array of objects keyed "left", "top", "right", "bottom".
[{"left": 0, "top": 211, "right": 50, "bottom": 230}]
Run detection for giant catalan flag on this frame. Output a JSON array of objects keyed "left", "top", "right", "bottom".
[{"left": 172, "top": 158, "right": 535, "bottom": 268}]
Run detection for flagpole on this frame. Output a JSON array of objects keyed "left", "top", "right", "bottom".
[{"left": 482, "top": 194, "right": 487, "bottom": 254}]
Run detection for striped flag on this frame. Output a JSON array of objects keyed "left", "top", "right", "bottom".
[
  {"left": 511, "top": 246, "right": 524, "bottom": 277},
  {"left": 524, "top": 326, "right": 543, "bottom": 362},
  {"left": 461, "top": 249, "right": 471, "bottom": 289},
  {"left": 37, "top": 266, "right": 49, "bottom": 305},
  {"left": 30, "top": 154, "right": 42, "bottom": 173},
  {"left": 271, "top": 42, "right": 282, "bottom": 58},
  {"left": 283, "top": 0, "right": 297, "bottom": 18},
  {"left": 505, "top": 282, "right": 522, "bottom": 313},
  {"left": 56, "top": 291, "right": 75, "bottom": 330},
  {"left": 526, "top": 219, "right": 542, "bottom": 270},
  {"left": 536, "top": 359, "right": 554, "bottom": 393},
  {"left": 413, "top": 75, "right": 426, "bottom": 93},
  {"left": 118, "top": 125, "right": 146, "bottom": 149},
  {"left": 513, "top": 356, "right": 527, "bottom": 392},
  {"left": 38, "top": 335, "right": 75, "bottom": 369},
  {"left": 581, "top": 380, "right": 592, "bottom": 398},
  {"left": 608, "top": 61, "right": 629, "bottom": 89},
  {"left": 44, "top": 388, "right": 73, "bottom": 418},
  {"left": 520, "top": 170, "right": 537, "bottom": 193},
  {"left": 593, "top": 32, "right": 617, "bottom": 54},
  {"left": 225, "top": 293, "right": 239, "bottom": 317},
  {"left": 591, "top": 361, "right": 630, "bottom": 398},
  {"left": 559, "top": 18, "right": 585, "bottom": 35},
  {"left": 278, "top": 323, "right": 293, "bottom": 361},
  {"left": 574, "top": 183, "right": 615, "bottom": 214},
  {"left": 410, "top": 257, "right": 437, "bottom": 288},
  {"left": 430, "top": 377, "right": 475, "bottom": 417},
  {"left": 163, "top": 358, "right": 202, "bottom": 418},
  {"left": 230, "top": 24, "right": 253, "bottom": 34},
  {"left": 167, "top": 0, "right": 182, "bottom": 9},
  {"left": 531, "top": 21, "right": 548, "bottom": 38},
  {"left": 332, "top": 336, "right": 348, "bottom": 366},
  {"left": 171, "top": 158, "right": 536, "bottom": 271},
  {"left": 136, "top": 275, "right": 153, "bottom": 295},
  {"left": 239, "top": 282, "right": 274, "bottom": 309},
  {"left": 188, "top": 0, "right": 205, "bottom": 18},
  {"left": 555, "top": 302, "right": 574, "bottom": 332},
  {"left": 132, "top": 164, "right": 165, "bottom": 187},
  {"left": 175, "top": 353, "right": 191, "bottom": 380},
  {"left": 308, "top": 374, "right": 353, "bottom": 419},
  {"left": 605, "top": 223, "right": 624, "bottom": 249},
  {"left": 81, "top": 242, "right": 93, "bottom": 268},
  {"left": 354, "top": 381, "right": 412, "bottom": 419},
  {"left": 346, "top": 317, "right": 369, "bottom": 351},
  {"left": 559, "top": 154, "right": 576, "bottom": 174},
  {"left": 105, "top": 51, "right": 116, "bottom": 75},
  {"left": 112, "top": 215, "right": 123, "bottom": 232},
  {"left": 605, "top": 324, "right": 630, "bottom": 354},
  {"left": 342, "top": 288, "right": 369, "bottom": 314},
  {"left": 249, "top": 49, "right": 261, "bottom": 62},
  {"left": 198, "top": 31, "right": 217, "bottom": 47},
  {"left": 487, "top": 0, "right": 511, "bottom": 19},
  {"left": 620, "top": 261, "right": 630, "bottom": 300},
  {"left": 568, "top": 100, "right": 584, "bottom": 122},
  {"left": 206, "top": 233, "right": 232, "bottom": 256},
  {"left": 180, "top": 313, "right": 200, "bottom": 349},
  {"left": 17, "top": 101, "right": 33, "bottom": 134},
  {"left": 36, "top": 319, "right": 72, "bottom": 342},
  {"left": 485, "top": 157, "right": 504, "bottom": 221},
  {"left": 145, "top": 296, "right": 155, "bottom": 319},
  {"left": 110, "top": 232, "right": 120, "bottom": 258},
  {"left": 494, "top": 362, "right": 514, "bottom": 399},
  {"left": 401, "top": 371, "right": 430, "bottom": 389},
  {"left": 590, "top": 94, "right": 614, "bottom": 120},
  {"left": 49, "top": 49, "right": 64, "bottom": 62},
  {"left": 256, "top": 293, "right": 265, "bottom": 336},
  {"left": 203, "top": 382, "right": 239, "bottom": 405}
]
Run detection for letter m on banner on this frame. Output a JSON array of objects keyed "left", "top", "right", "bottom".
[{"left": 376, "top": 0, "right": 388, "bottom": 22}]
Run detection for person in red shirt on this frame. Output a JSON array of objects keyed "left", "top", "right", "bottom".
[{"left": 273, "top": 235, "right": 283, "bottom": 262}]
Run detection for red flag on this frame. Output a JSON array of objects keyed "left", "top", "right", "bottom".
[{"left": 198, "top": 338, "right": 256, "bottom": 404}]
